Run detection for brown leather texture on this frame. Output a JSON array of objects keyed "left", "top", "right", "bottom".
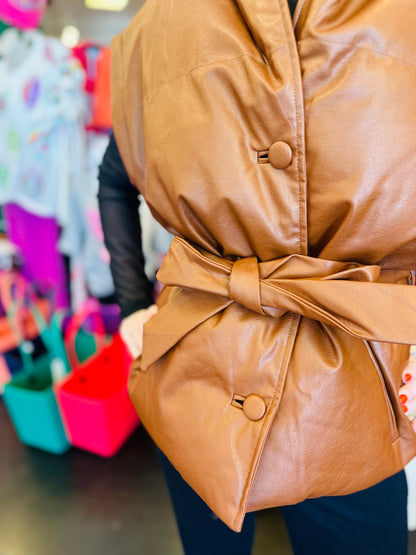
[{"left": 111, "top": 0, "right": 416, "bottom": 532}]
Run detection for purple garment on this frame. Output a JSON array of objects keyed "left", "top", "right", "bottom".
[{"left": 3, "top": 203, "right": 69, "bottom": 308}]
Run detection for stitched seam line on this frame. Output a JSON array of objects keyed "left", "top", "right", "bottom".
[
  {"left": 278, "top": 0, "right": 305, "bottom": 256},
  {"left": 257, "top": 41, "right": 292, "bottom": 126},
  {"left": 234, "top": 312, "right": 299, "bottom": 529},
  {"left": 142, "top": 51, "right": 266, "bottom": 105}
]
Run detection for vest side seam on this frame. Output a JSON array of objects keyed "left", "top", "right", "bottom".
[{"left": 141, "top": 51, "right": 273, "bottom": 105}]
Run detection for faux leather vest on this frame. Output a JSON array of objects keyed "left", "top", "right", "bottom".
[{"left": 112, "top": 0, "right": 416, "bottom": 531}]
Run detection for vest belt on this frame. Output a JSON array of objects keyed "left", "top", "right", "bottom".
[{"left": 141, "top": 236, "right": 416, "bottom": 370}]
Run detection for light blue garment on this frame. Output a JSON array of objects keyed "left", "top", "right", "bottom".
[
  {"left": 59, "top": 132, "right": 115, "bottom": 299},
  {"left": 0, "top": 29, "right": 86, "bottom": 224}
]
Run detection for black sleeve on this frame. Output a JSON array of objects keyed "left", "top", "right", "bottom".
[
  {"left": 288, "top": 0, "right": 298, "bottom": 16},
  {"left": 98, "top": 132, "right": 155, "bottom": 319}
]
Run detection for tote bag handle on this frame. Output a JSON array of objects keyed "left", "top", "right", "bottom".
[
  {"left": 6, "top": 299, "right": 52, "bottom": 375},
  {"left": 64, "top": 298, "right": 107, "bottom": 370}
]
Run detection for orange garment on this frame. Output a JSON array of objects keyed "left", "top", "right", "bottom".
[{"left": 92, "top": 47, "right": 112, "bottom": 130}]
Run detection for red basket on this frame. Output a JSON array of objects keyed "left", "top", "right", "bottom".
[{"left": 55, "top": 333, "right": 138, "bottom": 457}]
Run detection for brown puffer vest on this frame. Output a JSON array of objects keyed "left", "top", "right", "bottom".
[{"left": 112, "top": 0, "right": 416, "bottom": 531}]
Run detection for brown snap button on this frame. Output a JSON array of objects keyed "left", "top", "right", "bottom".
[
  {"left": 268, "top": 141, "right": 292, "bottom": 169},
  {"left": 243, "top": 394, "right": 266, "bottom": 421}
]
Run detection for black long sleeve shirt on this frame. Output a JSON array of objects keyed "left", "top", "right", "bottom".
[
  {"left": 98, "top": 0, "right": 299, "bottom": 320},
  {"left": 98, "top": 133, "right": 154, "bottom": 319}
]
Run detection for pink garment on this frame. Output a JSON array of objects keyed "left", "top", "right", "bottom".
[{"left": 0, "top": 0, "right": 47, "bottom": 30}]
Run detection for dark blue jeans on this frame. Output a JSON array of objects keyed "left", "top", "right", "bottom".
[{"left": 157, "top": 449, "right": 408, "bottom": 555}]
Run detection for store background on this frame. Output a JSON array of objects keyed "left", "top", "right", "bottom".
[
  {"left": 0, "top": 1, "right": 415, "bottom": 553},
  {"left": 42, "top": 0, "right": 145, "bottom": 45}
]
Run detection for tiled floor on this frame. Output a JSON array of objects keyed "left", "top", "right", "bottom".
[{"left": 1, "top": 399, "right": 415, "bottom": 555}]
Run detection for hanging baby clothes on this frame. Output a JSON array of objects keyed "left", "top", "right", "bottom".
[
  {"left": 0, "top": 0, "right": 47, "bottom": 30},
  {"left": 91, "top": 47, "right": 111, "bottom": 130},
  {"left": 59, "top": 132, "right": 115, "bottom": 301},
  {"left": 3, "top": 203, "right": 69, "bottom": 307},
  {"left": 0, "top": 29, "right": 86, "bottom": 227},
  {"left": 72, "top": 42, "right": 100, "bottom": 95},
  {"left": 72, "top": 42, "right": 112, "bottom": 131}
]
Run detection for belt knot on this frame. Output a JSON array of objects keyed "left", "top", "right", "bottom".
[
  {"left": 228, "top": 257, "right": 265, "bottom": 315},
  {"left": 141, "top": 236, "right": 416, "bottom": 371}
]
